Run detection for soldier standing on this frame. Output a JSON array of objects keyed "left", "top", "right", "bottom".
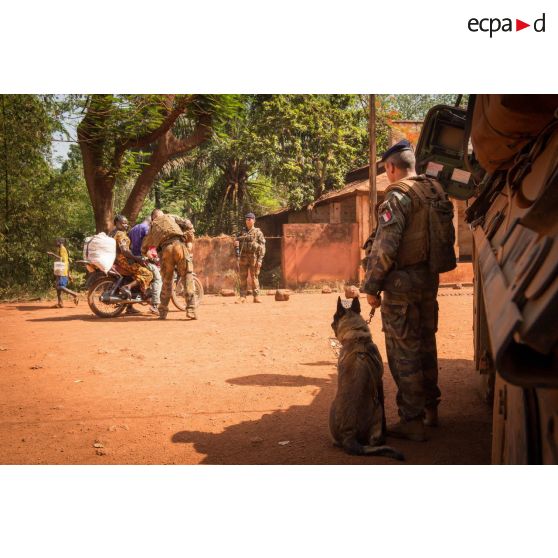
[
  {"left": 141, "top": 209, "right": 197, "bottom": 320},
  {"left": 362, "top": 139, "right": 456, "bottom": 442},
  {"left": 235, "top": 212, "right": 266, "bottom": 303}
]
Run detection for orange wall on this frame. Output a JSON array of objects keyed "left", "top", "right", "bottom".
[
  {"left": 193, "top": 236, "right": 237, "bottom": 293},
  {"left": 282, "top": 223, "right": 360, "bottom": 289}
]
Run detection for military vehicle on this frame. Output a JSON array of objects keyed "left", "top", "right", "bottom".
[{"left": 415, "top": 94, "right": 558, "bottom": 464}]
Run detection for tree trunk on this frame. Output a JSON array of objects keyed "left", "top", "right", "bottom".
[
  {"left": 79, "top": 144, "right": 115, "bottom": 233},
  {"left": 154, "top": 183, "right": 161, "bottom": 209},
  {"left": 93, "top": 179, "right": 115, "bottom": 233},
  {"left": 214, "top": 158, "right": 250, "bottom": 233},
  {"left": 77, "top": 95, "right": 116, "bottom": 233},
  {"left": 121, "top": 139, "right": 168, "bottom": 222},
  {"left": 78, "top": 96, "right": 211, "bottom": 231}
]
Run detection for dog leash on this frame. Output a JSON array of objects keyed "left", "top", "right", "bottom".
[{"left": 366, "top": 307, "right": 376, "bottom": 325}]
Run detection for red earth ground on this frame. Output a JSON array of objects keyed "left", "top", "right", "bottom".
[{"left": 0, "top": 288, "right": 491, "bottom": 464}]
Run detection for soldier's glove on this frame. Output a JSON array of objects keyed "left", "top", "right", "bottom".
[{"left": 366, "top": 293, "right": 381, "bottom": 309}]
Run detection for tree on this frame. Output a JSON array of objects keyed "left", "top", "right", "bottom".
[
  {"left": 193, "top": 94, "right": 371, "bottom": 234},
  {"left": 76, "top": 94, "right": 238, "bottom": 232},
  {"left": 200, "top": 95, "right": 277, "bottom": 234},
  {"left": 0, "top": 95, "right": 94, "bottom": 296},
  {"left": 378, "top": 94, "right": 465, "bottom": 120},
  {"left": 257, "top": 95, "right": 369, "bottom": 209}
]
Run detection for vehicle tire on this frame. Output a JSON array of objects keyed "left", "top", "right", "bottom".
[
  {"left": 171, "top": 275, "right": 204, "bottom": 311},
  {"left": 88, "top": 277, "right": 126, "bottom": 318}
]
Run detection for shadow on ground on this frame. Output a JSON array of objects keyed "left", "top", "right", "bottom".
[
  {"left": 14, "top": 304, "right": 56, "bottom": 312},
  {"left": 172, "top": 359, "right": 492, "bottom": 465},
  {"left": 27, "top": 314, "right": 156, "bottom": 323}
]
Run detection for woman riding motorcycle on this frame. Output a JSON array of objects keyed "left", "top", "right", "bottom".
[{"left": 109, "top": 214, "right": 156, "bottom": 313}]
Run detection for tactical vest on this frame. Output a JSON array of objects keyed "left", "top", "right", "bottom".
[
  {"left": 239, "top": 227, "right": 262, "bottom": 255},
  {"left": 151, "top": 215, "right": 185, "bottom": 248},
  {"left": 385, "top": 175, "right": 456, "bottom": 272}
]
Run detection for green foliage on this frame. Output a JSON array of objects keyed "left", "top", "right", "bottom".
[
  {"left": 72, "top": 93, "right": 241, "bottom": 230},
  {"left": 187, "top": 95, "right": 371, "bottom": 234},
  {"left": 0, "top": 96, "right": 94, "bottom": 297},
  {"left": 0, "top": 93, "right": 464, "bottom": 296},
  {"left": 72, "top": 94, "right": 241, "bottom": 182},
  {"left": 152, "top": 94, "right": 460, "bottom": 235},
  {"left": 257, "top": 94, "right": 369, "bottom": 208},
  {"left": 379, "top": 94, "right": 466, "bottom": 120}
]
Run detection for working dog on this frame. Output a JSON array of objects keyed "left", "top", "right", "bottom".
[{"left": 329, "top": 296, "right": 404, "bottom": 461}]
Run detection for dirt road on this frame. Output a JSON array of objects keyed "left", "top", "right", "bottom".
[{"left": 0, "top": 289, "right": 491, "bottom": 464}]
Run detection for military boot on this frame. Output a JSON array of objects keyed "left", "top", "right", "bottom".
[
  {"left": 158, "top": 307, "right": 168, "bottom": 320},
  {"left": 253, "top": 295, "right": 262, "bottom": 303},
  {"left": 424, "top": 407, "right": 439, "bottom": 427},
  {"left": 240, "top": 297, "right": 247, "bottom": 303},
  {"left": 387, "top": 419, "right": 427, "bottom": 442},
  {"left": 186, "top": 296, "right": 197, "bottom": 320}
]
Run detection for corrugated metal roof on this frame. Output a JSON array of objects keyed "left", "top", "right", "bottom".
[
  {"left": 258, "top": 206, "right": 290, "bottom": 218},
  {"left": 312, "top": 174, "right": 390, "bottom": 205},
  {"left": 258, "top": 172, "right": 391, "bottom": 219}
]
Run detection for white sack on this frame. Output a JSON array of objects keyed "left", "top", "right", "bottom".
[{"left": 83, "top": 232, "right": 116, "bottom": 274}]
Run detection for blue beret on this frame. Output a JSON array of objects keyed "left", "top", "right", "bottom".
[
  {"left": 380, "top": 139, "right": 413, "bottom": 162},
  {"left": 245, "top": 212, "right": 256, "bottom": 219}
]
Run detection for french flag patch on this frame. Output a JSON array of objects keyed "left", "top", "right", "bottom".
[{"left": 381, "top": 210, "right": 392, "bottom": 224}]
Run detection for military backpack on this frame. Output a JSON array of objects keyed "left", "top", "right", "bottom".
[{"left": 388, "top": 176, "right": 457, "bottom": 274}]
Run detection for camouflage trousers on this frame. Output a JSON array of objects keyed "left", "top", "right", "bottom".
[
  {"left": 159, "top": 240, "right": 195, "bottom": 313},
  {"left": 239, "top": 255, "right": 260, "bottom": 297},
  {"left": 381, "top": 285, "right": 441, "bottom": 422}
]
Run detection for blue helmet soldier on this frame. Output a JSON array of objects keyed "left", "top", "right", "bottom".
[
  {"left": 362, "top": 139, "right": 456, "bottom": 441},
  {"left": 234, "top": 212, "right": 266, "bottom": 303}
]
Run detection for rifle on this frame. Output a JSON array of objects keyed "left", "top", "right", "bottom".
[{"left": 234, "top": 231, "right": 244, "bottom": 294}]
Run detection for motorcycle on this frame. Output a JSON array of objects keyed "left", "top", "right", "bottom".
[{"left": 79, "top": 260, "right": 203, "bottom": 318}]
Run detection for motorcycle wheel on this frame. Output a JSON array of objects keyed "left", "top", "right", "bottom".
[
  {"left": 171, "top": 275, "right": 204, "bottom": 311},
  {"left": 88, "top": 277, "right": 126, "bottom": 318}
]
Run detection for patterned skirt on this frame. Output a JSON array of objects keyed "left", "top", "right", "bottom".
[{"left": 115, "top": 256, "right": 153, "bottom": 293}]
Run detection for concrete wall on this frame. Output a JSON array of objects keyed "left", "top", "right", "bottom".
[
  {"left": 193, "top": 235, "right": 237, "bottom": 293},
  {"left": 440, "top": 262, "right": 473, "bottom": 284},
  {"left": 282, "top": 223, "right": 360, "bottom": 289}
]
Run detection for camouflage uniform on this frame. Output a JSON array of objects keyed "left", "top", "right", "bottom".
[
  {"left": 237, "top": 226, "right": 266, "bottom": 298},
  {"left": 363, "top": 175, "right": 446, "bottom": 422},
  {"left": 142, "top": 214, "right": 195, "bottom": 317}
]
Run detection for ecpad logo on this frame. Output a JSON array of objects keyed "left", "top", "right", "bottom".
[{"left": 468, "top": 13, "right": 546, "bottom": 37}]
